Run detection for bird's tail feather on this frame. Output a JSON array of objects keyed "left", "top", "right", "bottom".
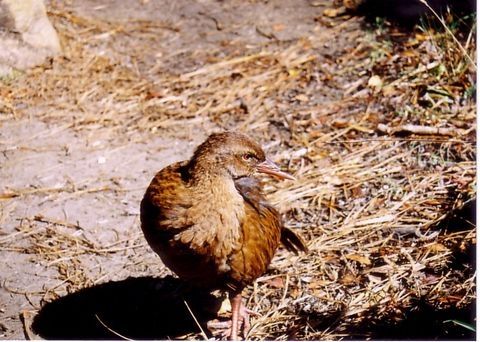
[{"left": 281, "top": 227, "right": 308, "bottom": 254}]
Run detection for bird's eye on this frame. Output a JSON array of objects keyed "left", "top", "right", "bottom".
[{"left": 242, "top": 153, "right": 255, "bottom": 161}]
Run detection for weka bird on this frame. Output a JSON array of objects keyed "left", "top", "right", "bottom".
[{"left": 140, "top": 132, "right": 307, "bottom": 340}]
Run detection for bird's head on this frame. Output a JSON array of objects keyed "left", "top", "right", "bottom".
[{"left": 189, "top": 132, "right": 295, "bottom": 181}]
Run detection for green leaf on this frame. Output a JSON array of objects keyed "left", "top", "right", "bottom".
[{"left": 443, "top": 320, "right": 476, "bottom": 332}]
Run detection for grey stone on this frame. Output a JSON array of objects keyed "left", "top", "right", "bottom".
[{"left": 0, "top": 0, "right": 61, "bottom": 76}]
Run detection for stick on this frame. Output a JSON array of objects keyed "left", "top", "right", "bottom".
[
  {"left": 95, "top": 313, "right": 133, "bottom": 340},
  {"left": 19, "top": 311, "right": 35, "bottom": 340},
  {"left": 183, "top": 300, "right": 209, "bottom": 340},
  {"left": 418, "top": 0, "right": 477, "bottom": 70},
  {"left": 377, "top": 123, "right": 457, "bottom": 136}
]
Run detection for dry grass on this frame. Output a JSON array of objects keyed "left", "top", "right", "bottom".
[{"left": 0, "top": 0, "right": 475, "bottom": 340}]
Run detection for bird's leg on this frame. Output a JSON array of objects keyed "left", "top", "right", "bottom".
[
  {"left": 229, "top": 292, "right": 260, "bottom": 340},
  {"left": 230, "top": 292, "right": 242, "bottom": 340},
  {"left": 207, "top": 292, "right": 259, "bottom": 340}
]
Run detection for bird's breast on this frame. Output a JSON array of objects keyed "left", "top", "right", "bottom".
[
  {"left": 165, "top": 178, "right": 246, "bottom": 280},
  {"left": 142, "top": 168, "right": 283, "bottom": 291}
]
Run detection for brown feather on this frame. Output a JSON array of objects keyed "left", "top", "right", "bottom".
[
  {"left": 235, "top": 177, "right": 308, "bottom": 254},
  {"left": 140, "top": 132, "right": 307, "bottom": 339},
  {"left": 281, "top": 226, "right": 308, "bottom": 254}
]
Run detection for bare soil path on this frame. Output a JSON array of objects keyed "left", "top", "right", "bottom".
[{"left": 1, "top": 1, "right": 342, "bottom": 338}]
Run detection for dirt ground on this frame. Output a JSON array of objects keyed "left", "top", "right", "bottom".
[
  {"left": 1, "top": 1, "right": 340, "bottom": 338},
  {"left": 0, "top": 0, "right": 476, "bottom": 340}
]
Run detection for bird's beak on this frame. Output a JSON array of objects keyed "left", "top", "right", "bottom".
[{"left": 256, "top": 158, "right": 296, "bottom": 181}]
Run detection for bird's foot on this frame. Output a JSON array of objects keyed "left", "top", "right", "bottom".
[{"left": 207, "top": 304, "right": 258, "bottom": 340}]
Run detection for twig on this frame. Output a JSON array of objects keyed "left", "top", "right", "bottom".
[
  {"left": 318, "top": 137, "right": 474, "bottom": 145},
  {"left": 33, "top": 214, "right": 83, "bottom": 230},
  {"left": 0, "top": 185, "right": 112, "bottom": 199},
  {"left": 198, "top": 11, "right": 223, "bottom": 30},
  {"left": 95, "top": 313, "right": 133, "bottom": 340},
  {"left": 386, "top": 61, "right": 440, "bottom": 87},
  {"left": 256, "top": 26, "right": 278, "bottom": 40},
  {"left": 354, "top": 214, "right": 396, "bottom": 227},
  {"left": 0, "top": 226, "right": 44, "bottom": 244},
  {"left": 418, "top": 0, "right": 477, "bottom": 70},
  {"left": 180, "top": 53, "right": 268, "bottom": 79},
  {"left": 19, "top": 310, "right": 35, "bottom": 340},
  {"left": 183, "top": 300, "right": 209, "bottom": 340},
  {"left": 377, "top": 123, "right": 457, "bottom": 136}
]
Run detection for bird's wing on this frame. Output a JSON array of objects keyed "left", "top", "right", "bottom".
[
  {"left": 225, "top": 177, "right": 281, "bottom": 289},
  {"left": 140, "top": 161, "right": 193, "bottom": 233},
  {"left": 234, "top": 177, "right": 308, "bottom": 254}
]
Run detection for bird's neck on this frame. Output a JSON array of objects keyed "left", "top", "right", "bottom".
[
  {"left": 188, "top": 157, "right": 231, "bottom": 185},
  {"left": 191, "top": 169, "right": 237, "bottom": 195},
  {"left": 187, "top": 160, "right": 244, "bottom": 210}
]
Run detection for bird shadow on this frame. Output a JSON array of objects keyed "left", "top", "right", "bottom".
[
  {"left": 32, "top": 201, "right": 475, "bottom": 340},
  {"left": 31, "top": 275, "right": 222, "bottom": 340}
]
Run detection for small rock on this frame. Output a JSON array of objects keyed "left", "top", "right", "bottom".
[{"left": 0, "top": 0, "right": 61, "bottom": 76}]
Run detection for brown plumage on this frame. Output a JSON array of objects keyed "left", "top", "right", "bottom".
[{"left": 140, "top": 132, "right": 307, "bottom": 340}]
